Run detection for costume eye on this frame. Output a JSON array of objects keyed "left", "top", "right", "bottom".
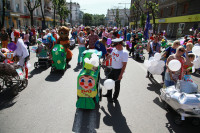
[
  {"left": 81, "top": 78, "right": 85, "bottom": 82},
  {"left": 88, "top": 78, "right": 93, "bottom": 83},
  {"left": 61, "top": 32, "right": 63, "bottom": 34}
]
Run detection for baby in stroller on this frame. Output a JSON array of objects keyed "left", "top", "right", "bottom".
[{"left": 34, "top": 38, "right": 51, "bottom": 68}]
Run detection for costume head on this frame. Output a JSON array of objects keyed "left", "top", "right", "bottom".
[
  {"left": 79, "top": 75, "right": 95, "bottom": 91},
  {"left": 58, "top": 26, "right": 70, "bottom": 40}
]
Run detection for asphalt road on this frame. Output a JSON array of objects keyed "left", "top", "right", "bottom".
[{"left": 0, "top": 44, "right": 200, "bottom": 133}]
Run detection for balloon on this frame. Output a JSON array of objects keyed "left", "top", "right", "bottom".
[
  {"left": 149, "top": 57, "right": 155, "bottom": 61},
  {"left": 104, "top": 79, "right": 115, "bottom": 90},
  {"left": 148, "top": 66, "right": 156, "bottom": 75},
  {"left": 107, "top": 38, "right": 112, "bottom": 45},
  {"left": 84, "top": 58, "right": 90, "bottom": 63},
  {"left": 27, "top": 62, "right": 31, "bottom": 68},
  {"left": 150, "top": 59, "right": 158, "bottom": 67},
  {"left": 7, "top": 42, "right": 17, "bottom": 51},
  {"left": 193, "top": 58, "right": 200, "bottom": 69},
  {"left": 158, "top": 60, "right": 165, "bottom": 67},
  {"left": 144, "top": 60, "right": 151, "bottom": 68},
  {"left": 168, "top": 60, "right": 181, "bottom": 71},
  {"left": 154, "top": 53, "right": 161, "bottom": 61},
  {"left": 126, "top": 41, "right": 132, "bottom": 47},
  {"left": 192, "top": 46, "right": 200, "bottom": 56}
]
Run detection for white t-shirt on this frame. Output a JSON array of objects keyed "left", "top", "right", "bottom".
[
  {"left": 111, "top": 48, "right": 128, "bottom": 69},
  {"left": 14, "top": 38, "right": 29, "bottom": 59},
  {"left": 11, "top": 32, "right": 15, "bottom": 41}
]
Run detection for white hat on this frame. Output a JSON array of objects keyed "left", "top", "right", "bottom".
[{"left": 112, "top": 38, "right": 123, "bottom": 43}]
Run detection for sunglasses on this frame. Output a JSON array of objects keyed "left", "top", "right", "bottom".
[{"left": 179, "top": 49, "right": 185, "bottom": 52}]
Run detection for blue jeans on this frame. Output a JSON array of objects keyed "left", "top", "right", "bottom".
[
  {"left": 78, "top": 47, "right": 86, "bottom": 63},
  {"left": 164, "top": 72, "right": 175, "bottom": 87}
]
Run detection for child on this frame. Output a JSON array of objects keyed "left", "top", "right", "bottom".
[{"left": 183, "top": 53, "right": 195, "bottom": 82}]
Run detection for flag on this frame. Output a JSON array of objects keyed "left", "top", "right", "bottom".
[{"left": 144, "top": 12, "right": 150, "bottom": 40}]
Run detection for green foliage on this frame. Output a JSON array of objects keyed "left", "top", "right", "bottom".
[
  {"left": 112, "top": 9, "right": 121, "bottom": 27},
  {"left": 144, "top": 0, "right": 159, "bottom": 33},
  {"left": 140, "top": 13, "right": 146, "bottom": 28},
  {"left": 83, "top": 13, "right": 105, "bottom": 26},
  {"left": 83, "top": 13, "right": 93, "bottom": 26}
]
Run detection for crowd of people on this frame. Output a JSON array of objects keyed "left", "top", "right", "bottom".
[{"left": 0, "top": 25, "right": 200, "bottom": 102}]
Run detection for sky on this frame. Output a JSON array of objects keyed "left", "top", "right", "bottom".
[{"left": 70, "top": 0, "right": 131, "bottom": 15}]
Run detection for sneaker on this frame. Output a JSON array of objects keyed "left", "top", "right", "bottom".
[{"left": 150, "top": 74, "right": 154, "bottom": 79}]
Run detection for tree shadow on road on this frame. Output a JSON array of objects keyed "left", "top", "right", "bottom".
[
  {"left": 72, "top": 104, "right": 101, "bottom": 133},
  {"left": 45, "top": 71, "right": 64, "bottom": 82},
  {"left": 0, "top": 90, "right": 17, "bottom": 110},
  {"left": 101, "top": 101, "right": 132, "bottom": 133},
  {"left": 147, "top": 77, "right": 162, "bottom": 95}
]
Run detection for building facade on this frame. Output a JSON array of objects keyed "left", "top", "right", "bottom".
[
  {"left": 106, "top": 8, "right": 130, "bottom": 27},
  {"left": 0, "top": 0, "right": 62, "bottom": 29},
  {"left": 129, "top": 0, "right": 200, "bottom": 38},
  {"left": 67, "top": 2, "right": 82, "bottom": 26},
  {"left": 157, "top": 0, "right": 200, "bottom": 38}
]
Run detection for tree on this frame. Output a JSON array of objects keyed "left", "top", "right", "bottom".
[
  {"left": 92, "top": 14, "right": 105, "bottom": 26},
  {"left": 57, "top": 0, "right": 69, "bottom": 26},
  {"left": 83, "top": 13, "right": 93, "bottom": 26},
  {"left": 144, "top": 0, "right": 159, "bottom": 34},
  {"left": 131, "top": 0, "right": 144, "bottom": 30},
  {"left": 112, "top": 8, "right": 121, "bottom": 27},
  {"left": 38, "top": 0, "right": 45, "bottom": 29},
  {"left": 24, "top": 0, "right": 41, "bottom": 26},
  {"left": 52, "top": 0, "right": 59, "bottom": 27},
  {"left": 0, "top": 0, "right": 6, "bottom": 30},
  {"left": 140, "top": 13, "right": 146, "bottom": 30}
]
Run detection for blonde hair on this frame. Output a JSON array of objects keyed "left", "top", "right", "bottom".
[
  {"left": 173, "top": 40, "right": 180, "bottom": 47},
  {"left": 186, "top": 43, "right": 193, "bottom": 50},
  {"left": 79, "top": 31, "right": 83, "bottom": 36}
]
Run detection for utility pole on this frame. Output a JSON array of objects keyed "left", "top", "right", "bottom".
[{"left": 70, "top": 0, "right": 72, "bottom": 26}]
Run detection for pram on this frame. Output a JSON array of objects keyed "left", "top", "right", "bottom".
[
  {"left": 34, "top": 39, "right": 51, "bottom": 69},
  {"left": 134, "top": 43, "right": 145, "bottom": 61},
  {"left": 0, "top": 62, "right": 28, "bottom": 96}
]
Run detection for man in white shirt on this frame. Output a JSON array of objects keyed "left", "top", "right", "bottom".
[
  {"left": 13, "top": 30, "right": 29, "bottom": 79},
  {"left": 11, "top": 27, "right": 15, "bottom": 42},
  {"left": 103, "top": 38, "right": 128, "bottom": 102}
]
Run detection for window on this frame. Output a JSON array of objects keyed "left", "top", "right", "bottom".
[
  {"left": 160, "top": 9, "right": 163, "bottom": 17},
  {"left": 170, "top": 6, "right": 174, "bottom": 16},
  {"left": 24, "top": 6, "right": 27, "bottom": 13},
  {"left": 182, "top": 3, "right": 189, "bottom": 14},
  {"left": 6, "top": 1, "right": 11, "bottom": 10},
  {"left": 16, "top": 4, "right": 19, "bottom": 12}
]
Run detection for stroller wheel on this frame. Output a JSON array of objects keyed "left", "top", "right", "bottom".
[
  {"left": 5, "top": 79, "right": 13, "bottom": 88},
  {"left": 11, "top": 85, "right": 19, "bottom": 96},
  {"left": 19, "top": 79, "right": 28, "bottom": 91},
  {"left": 192, "top": 118, "right": 200, "bottom": 126},
  {"left": 174, "top": 115, "right": 183, "bottom": 125},
  {"left": 45, "top": 62, "right": 49, "bottom": 69},
  {"left": 34, "top": 62, "right": 39, "bottom": 69}
]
